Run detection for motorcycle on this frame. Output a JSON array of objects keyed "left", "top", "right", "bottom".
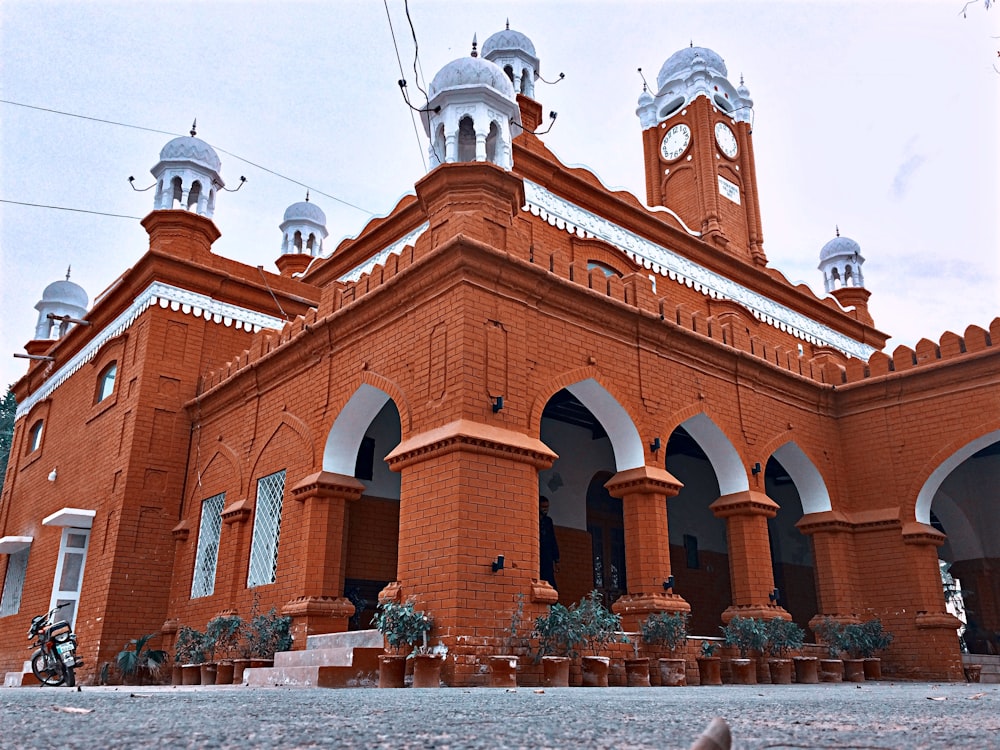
[{"left": 28, "top": 602, "right": 82, "bottom": 687}]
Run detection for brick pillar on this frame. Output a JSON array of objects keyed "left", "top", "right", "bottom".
[
  {"left": 384, "top": 419, "right": 557, "bottom": 686},
  {"left": 281, "top": 471, "right": 364, "bottom": 647},
  {"left": 710, "top": 490, "right": 790, "bottom": 623},
  {"left": 796, "top": 510, "right": 857, "bottom": 626},
  {"left": 604, "top": 465, "right": 690, "bottom": 631}
]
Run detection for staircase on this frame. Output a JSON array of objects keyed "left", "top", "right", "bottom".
[
  {"left": 245, "top": 629, "right": 384, "bottom": 688},
  {"left": 3, "top": 661, "right": 40, "bottom": 687}
]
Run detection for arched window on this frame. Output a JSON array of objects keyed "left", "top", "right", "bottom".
[
  {"left": 28, "top": 420, "right": 43, "bottom": 453},
  {"left": 458, "top": 116, "right": 476, "bottom": 162},
  {"left": 486, "top": 121, "right": 501, "bottom": 164},
  {"left": 170, "top": 176, "right": 183, "bottom": 209},
  {"left": 504, "top": 64, "right": 514, "bottom": 83},
  {"left": 97, "top": 362, "right": 117, "bottom": 403}
]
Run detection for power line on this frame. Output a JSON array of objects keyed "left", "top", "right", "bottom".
[
  {"left": 384, "top": 0, "right": 428, "bottom": 172},
  {"left": 1, "top": 99, "right": 374, "bottom": 216},
  {"left": 0, "top": 199, "right": 141, "bottom": 220}
]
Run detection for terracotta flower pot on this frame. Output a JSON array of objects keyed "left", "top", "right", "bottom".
[
  {"left": 696, "top": 656, "right": 722, "bottom": 686},
  {"left": 863, "top": 658, "right": 882, "bottom": 681},
  {"left": 199, "top": 662, "right": 217, "bottom": 685},
  {"left": 542, "top": 656, "right": 570, "bottom": 687},
  {"left": 215, "top": 661, "right": 234, "bottom": 685},
  {"left": 964, "top": 664, "right": 982, "bottom": 683},
  {"left": 232, "top": 658, "right": 252, "bottom": 685},
  {"left": 625, "top": 658, "right": 651, "bottom": 687},
  {"left": 411, "top": 653, "right": 444, "bottom": 688},
  {"left": 843, "top": 658, "right": 865, "bottom": 682},
  {"left": 730, "top": 658, "right": 756, "bottom": 685},
  {"left": 819, "top": 658, "right": 844, "bottom": 682},
  {"left": 181, "top": 664, "right": 201, "bottom": 685},
  {"left": 793, "top": 656, "right": 819, "bottom": 684},
  {"left": 657, "top": 657, "right": 687, "bottom": 687},
  {"left": 487, "top": 655, "right": 518, "bottom": 688},
  {"left": 378, "top": 654, "right": 407, "bottom": 688},
  {"left": 768, "top": 658, "right": 793, "bottom": 684},
  {"left": 171, "top": 664, "right": 184, "bottom": 686},
  {"left": 581, "top": 656, "right": 610, "bottom": 687}
]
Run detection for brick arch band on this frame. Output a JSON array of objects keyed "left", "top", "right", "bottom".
[
  {"left": 322, "top": 372, "right": 409, "bottom": 477},
  {"left": 665, "top": 406, "right": 749, "bottom": 496}
]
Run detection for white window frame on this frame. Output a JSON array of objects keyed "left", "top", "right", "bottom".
[
  {"left": 191, "top": 493, "right": 225, "bottom": 598},
  {"left": 0, "top": 543, "right": 31, "bottom": 617},
  {"left": 49, "top": 527, "right": 91, "bottom": 631},
  {"left": 247, "top": 470, "right": 286, "bottom": 588},
  {"left": 28, "top": 420, "right": 43, "bottom": 452},
  {"left": 97, "top": 361, "right": 117, "bottom": 402}
]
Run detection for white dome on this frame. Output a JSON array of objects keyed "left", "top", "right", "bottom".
[
  {"left": 820, "top": 235, "right": 862, "bottom": 262},
  {"left": 283, "top": 200, "right": 326, "bottom": 226},
  {"left": 482, "top": 27, "right": 536, "bottom": 58},
  {"left": 637, "top": 89, "right": 654, "bottom": 107},
  {"left": 429, "top": 55, "right": 516, "bottom": 100},
  {"left": 657, "top": 46, "right": 728, "bottom": 90},
  {"left": 41, "top": 279, "right": 88, "bottom": 309},
  {"left": 159, "top": 135, "right": 222, "bottom": 173}
]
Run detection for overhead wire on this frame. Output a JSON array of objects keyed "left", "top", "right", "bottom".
[
  {"left": 384, "top": 0, "right": 428, "bottom": 172},
  {"left": 0, "top": 199, "right": 141, "bottom": 220}
]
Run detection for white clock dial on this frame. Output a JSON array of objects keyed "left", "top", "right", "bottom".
[
  {"left": 660, "top": 124, "right": 691, "bottom": 161},
  {"left": 715, "top": 122, "right": 738, "bottom": 158}
]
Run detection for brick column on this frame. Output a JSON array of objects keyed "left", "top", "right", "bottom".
[
  {"left": 281, "top": 471, "right": 364, "bottom": 646},
  {"left": 796, "top": 510, "right": 857, "bottom": 626},
  {"left": 605, "top": 465, "right": 690, "bottom": 631},
  {"left": 710, "top": 490, "right": 790, "bottom": 622}
]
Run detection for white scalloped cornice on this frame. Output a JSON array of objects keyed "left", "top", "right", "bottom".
[
  {"left": 15, "top": 282, "right": 285, "bottom": 420},
  {"left": 523, "top": 181, "right": 875, "bottom": 360},
  {"left": 338, "top": 223, "right": 429, "bottom": 284}
]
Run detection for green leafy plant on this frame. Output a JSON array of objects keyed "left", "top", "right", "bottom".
[
  {"left": 700, "top": 640, "right": 718, "bottom": 658},
  {"left": 813, "top": 617, "right": 849, "bottom": 659},
  {"left": 242, "top": 607, "right": 292, "bottom": 659},
  {"left": 532, "top": 603, "right": 585, "bottom": 660},
  {"left": 173, "top": 626, "right": 208, "bottom": 665},
  {"left": 842, "top": 619, "right": 894, "bottom": 659},
  {"left": 721, "top": 616, "right": 767, "bottom": 658},
  {"left": 116, "top": 634, "right": 168, "bottom": 685},
  {"left": 503, "top": 593, "right": 526, "bottom": 653},
  {"left": 764, "top": 617, "right": 805, "bottom": 658},
  {"left": 206, "top": 615, "right": 243, "bottom": 661},
  {"left": 574, "top": 590, "right": 628, "bottom": 656},
  {"left": 641, "top": 611, "right": 689, "bottom": 654},
  {"left": 371, "top": 599, "right": 432, "bottom": 655}
]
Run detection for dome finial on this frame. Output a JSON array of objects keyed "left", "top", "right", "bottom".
[
  {"left": 65, "top": 265, "right": 72, "bottom": 281},
  {"left": 506, "top": 18, "right": 509, "bottom": 30},
  {"left": 471, "top": 33, "right": 478, "bottom": 57},
  {"left": 305, "top": 190, "right": 310, "bottom": 202},
  {"left": 836, "top": 225, "right": 840, "bottom": 237},
  {"left": 190, "top": 119, "right": 197, "bottom": 137},
  {"left": 690, "top": 40, "right": 693, "bottom": 48}
]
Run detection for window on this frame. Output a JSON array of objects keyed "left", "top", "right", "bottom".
[
  {"left": 0, "top": 546, "right": 30, "bottom": 616},
  {"left": 28, "top": 420, "right": 43, "bottom": 452},
  {"left": 97, "top": 362, "right": 117, "bottom": 402},
  {"left": 191, "top": 493, "right": 225, "bottom": 598},
  {"left": 247, "top": 470, "right": 286, "bottom": 588},
  {"left": 50, "top": 528, "right": 90, "bottom": 630}
]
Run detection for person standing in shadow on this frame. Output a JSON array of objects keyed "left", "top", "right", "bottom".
[{"left": 539, "top": 495, "right": 560, "bottom": 590}]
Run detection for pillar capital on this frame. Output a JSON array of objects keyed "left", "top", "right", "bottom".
[
  {"left": 384, "top": 419, "right": 557, "bottom": 472},
  {"left": 290, "top": 470, "right": 365, "bottom": 502},
  {"left": 795, "top": 510, "right": 851, "bottom": 535},
  {"left": 710, "top": 490, "right": 779, "bottom": 519},
  {"left": 604, "top": 465, "right": 683, "bottom": 499},
  {"left": 901, "top": 522, "right": 946, "bottom": 547}
]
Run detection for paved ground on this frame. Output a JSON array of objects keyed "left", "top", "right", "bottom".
[{"left": 0, "top": 681, "right": 996, "bottom": 749}]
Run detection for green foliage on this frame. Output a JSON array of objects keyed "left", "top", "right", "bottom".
[
  {"left": 842, "top": 619, "right": 894, "bottom": 659},
  {"left": 0, "top": 387, "right": 16, "bottom": 492},
  {"left": 174, "top": 626, "right": 207, "bottom": 665},
  {"left": 532, "top": 603, "right": 585, "bottom": 659},
  {"left": 764, "top": 617, "right": 805, "bottom": 658},
  {"left": 700, "top": 640, "right": 718, "bottom": 658},
  {"left": 206, "top": 615, "right": 243, "bottom": 660},
  {"left": 116, "top": 634, "right": 168, "bottom": 685},
  {"left": 640, "top": 611, "right": 689, "bottom": 653},
  {"left": 574, "top": 590, "right": 628, "bottom": 656},
  {"left": 721, "top": 616, "right": 767, "bottom": 658},
  {"left": 813, "top": 617, "right": 850, "bottom": 658},
  {"left": 503, "top": 593, "right": 525, "bottom": 653},
  {"left": 243, "top": 608, "right": 293, "bottom": 659},
  {"left": 371, "top": 599, "right": 432, "bottom": 655}
]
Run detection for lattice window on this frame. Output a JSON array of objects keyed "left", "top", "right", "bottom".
[
  {"left": 190, "top": 493, "right": 225, "bottom": 598},
  {"left": 247, "top": 470, "right": 286, "bottom": 588},
  {"left": 1, "top": 547, "right": 31, "bottom": 617}
]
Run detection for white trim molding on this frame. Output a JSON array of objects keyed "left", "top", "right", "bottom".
[{"left": 0, "top": 536, "right": 33, "bottom": 554}]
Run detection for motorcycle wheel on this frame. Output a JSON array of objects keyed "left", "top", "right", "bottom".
[
  {"left": 31, "top": 650, "right": 67, "bottom": 687},
  {"left": 64, "top": 665, "right": 76, "bottom": 688}
]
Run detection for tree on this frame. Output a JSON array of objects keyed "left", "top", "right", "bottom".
[{"left": 0, "top": 387, "right": 16, "bottom": 492}]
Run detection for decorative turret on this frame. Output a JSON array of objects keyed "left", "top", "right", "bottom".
[
  {"left": 150, "top": 121, "right": 224, "bottom": 217},
  {"left": 276, "top": 193, "right": 328, "bottom": 277},
  {"left": 422, "top": 36, "right": 519, "bottom": 170},
  {"left": 33, "top": 267, "right": 88, "bottom": 340},
  {"left": 819, "top": 229, "right": 873, "bottom": 325},
  {"left": 481, "top": 21, "right": 539, "bottom": 99}
]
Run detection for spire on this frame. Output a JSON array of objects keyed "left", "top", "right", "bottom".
[
  {"left": 471, "top": 33, "right": 478, "bottom": 58},
  {"left": 305, "top": 190, "right": 310, "bottom": 202},
  {"left": 65, "top": 265, "right": 72, "bottom": 281},
  {"left": 506, "top": 18, "right": 510, "bottom": 30},
  {"left": 190, "top": 119, "right": 197, "bottom": 137}
]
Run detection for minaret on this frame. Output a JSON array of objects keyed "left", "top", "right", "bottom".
[
  {"left": 637, "top": 46, "right": 765, "bottom": 265},
  {"left": 481, "top": 22, "right": 543, "bottom": 132},
  {"left": 32, "top": 267, "right": 88, "bottom": 341},
  {"left": 275, "top": 193, "right": 328, "bottom": 277},
  {"left": 422, "top": 36, "right": 519, "bottom": 170},
  {"left": 819, "top": 229, "right": 873, "bottom": 325},
  {"left": 150, "top": 121, "right": 224, "bottom": 217}
]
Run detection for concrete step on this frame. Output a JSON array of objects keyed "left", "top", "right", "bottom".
[
  {"left": 3, "top": 671, "right": 39, "bottom": 687},
  {"left": 245, "top": 662, "right": 378, "bottom": 689},
  {"left": 306, "top": 629, "right": 384, "bottom": 651},
  {"left": 276, "top": 646, "right": 383, "bottom": 668}
]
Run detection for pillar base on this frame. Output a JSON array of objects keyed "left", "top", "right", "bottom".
[
  {"left": 612, "top": 592, "right": 690, "bottom": 631},
  {"left": 530, "top": 579, "right": 559, "bottom": 604},
  {"left": 721, "top": 604, "right": 790, "bottom": 624},
  {"left": 282, "top": 596, "right": 355, "bottom": 648}
]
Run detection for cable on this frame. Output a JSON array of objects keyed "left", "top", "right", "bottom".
[
  {"left": 0, "top": 199, "right": 141, "bottom": 220},
  {"left": 384, "top": 0, "right": 428, "bottom": 172}
]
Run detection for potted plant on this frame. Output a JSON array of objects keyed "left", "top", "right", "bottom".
[
  {"left": 206, "top": 614, "right": 243, "bottom": 685},
  {"left": 763, "top": 618, "right": 804, "bottom": 684},
  {"left": 856, "top": 619, "right": 893, "bottom": 680},
  {"left": 813, "top": 617, "right": 848, "bottom": 682},
  {"left": 574, "top": 590, "right": 628, "bottom": 687},
  {"left": 371, "top": 599, "right": 433, "bottom": 688},
  {"left": 721, "top": 616, "right": 766, "bottom": 684},
  {"left": 489, "top": 594, "right": 524, "bottom": 688},
  {"left": 641, "top": 610, "right": 689, "bottom": 686},
  {"left": 696, "top": 640, "right": 722, "bottom": 686},
  {"left": 624, "top": 638, "right": 651, "bottom": 687},
  {"left": 242, "top": 607, "right": 292, "bottom": 666},
  {"left": 116, "top": 634, "right": 168, "bottom": 686},
  {"left": 533, "top": 602, "right": 585, "bottom": 687},
  {"left": 174, "top": 626, "right": 208, "bottom": 685}
]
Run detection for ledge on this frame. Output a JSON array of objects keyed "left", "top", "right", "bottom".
[{"left": 385, "top": 419, "right": 557, "bottom": 471}]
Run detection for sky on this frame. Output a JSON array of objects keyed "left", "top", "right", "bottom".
[{"left": 1, "top": 0, "right": 998, "bottom": 394}]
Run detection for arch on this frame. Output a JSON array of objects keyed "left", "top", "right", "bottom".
[
  {"left": 669, "top": 411, "right": 748, "bottom": 496},
  {"left": 293, "top": 230, "right": 303, "bottom": 252},
  {"left": 323, "top": 383, "right": 393, "bottom": 476},
  {"left": 96, "top": 361, "right": 118, "bottom": 403},
  {"left": 170, "top": 176, "right": 183, "bottom": 209},
  {"left": 914, "top": 427, "right": 1000, "bottom": 524},
  {"left": 248, "top": 412, "right": 315, "bottom": 487},
  {"left": 457, "top": 116, "right": 476, "bottom": 162},
  {"left": 27, "top": 419, "right": 44, "bottom": 453},
  {"left": 931, "top": 489, "right": 984, "bottom": 560},
  {"left": 486, "top": 120, "right": 501, "bottom": 165},
  {"left": 187, "top": 180, "right": 202, "bottom": 212},
  {"left": 503, "top": 63, "right": 514, "bottom": 83},
  {"left": 770, "top": 442, "right": 831, "bottom": 515},
  {"left": 187, "top": 444, "right": 243, "bottom": 507}
]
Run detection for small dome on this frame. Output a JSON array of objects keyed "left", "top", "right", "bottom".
[
  {"left": 429, "top": 55, "right": 515, "bottom": 100},
  {"left": 41, "top": 279, "right": 88, "bottom": 309},
  {"left": 820, "top": 234, "right": 862, "bottom": 262},
  {"left": 482, "top": 27, "right": 536, "bottom": 58},
  {"left": 657, "top": 46, "right": 728, "bottom": 90},
  {"left": 159, "top": 135, "right": 222, "bottom": 173},
  {"left": 637, "top": 88, "right": 654, "bottom": 106},
  {"left": 283, "top": 199, "right": 326, "bottom": 226}
]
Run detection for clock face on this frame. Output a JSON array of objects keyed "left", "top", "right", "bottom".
[
  {"left": 715, "top": 122, "right": 738, "bottom": 158},
  {"left": 660, "top": 124, "right": 691, "bottom": 161}
]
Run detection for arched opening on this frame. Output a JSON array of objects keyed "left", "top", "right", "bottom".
[
  {"left": 830, "top": 267, "right": 842, "bottom": 289},
  {"left": 485, "top": 121, "right": 501, "bottom": 165},
  {"left": 587, "top": 470, "right": 626, "bottom": 605},
  {"left": 187, "top": 180, "right": 202, "bottom": 212},
  {"left": 520, "top": 70, "right": 530, "bottom": 95},
  {"left": 293, "top": 230, "right": 303, "bottom": 253},
  {"left": 457, "top": 116, "right": 476, "bottom": 162},
  {"left": 433, "top": 123, "right": 446, "bottom": 165},
  {"left": 305, "top": 233, "right": 316, "bottom": 254},
  {"left": 503, "top": 63, "right": 514, "bottom": 83},
  {"left": 844, "top": 265, "right": 855, "bottom": 287},
  {"left": 170, "top": 176, "right": 183, "bottom": 209}
]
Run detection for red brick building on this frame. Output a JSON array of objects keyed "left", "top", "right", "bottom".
[{"left": 2, "top": 30, "right": 998, "bottom": 686}]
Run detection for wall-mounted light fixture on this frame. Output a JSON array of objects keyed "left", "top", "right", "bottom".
[
  {"left": 751, "top": 462, "right": 762, "bottom": 476},
  {"left": 650, "top": 437, "right": 661, "bottom": 452},
  {"left": 490, "top": 395, "right": 504, "bottom": 413},
  {"left": 47, "top": 467, "right": 58, "bottom": 482},
  {"left": 769, "top": 588, "right": 780, "bottom": 604},
  {"left": 662, "top": 575, "right": 675, "bottom": 592},
  {"left": 491, "top": 555, "right": 505, "bottom": 573}
]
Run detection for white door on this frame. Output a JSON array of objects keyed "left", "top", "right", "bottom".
[{"left": 49, "top": 527, "right": 90, "bottom": 630}]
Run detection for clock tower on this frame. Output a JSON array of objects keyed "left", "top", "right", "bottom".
[{"left": 637, "top": 46, "right": 766, "bottom": 265}]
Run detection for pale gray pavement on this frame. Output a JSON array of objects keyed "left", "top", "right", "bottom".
[{"left": 1, "top": 682, "right": 997, "bottom": 750}]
